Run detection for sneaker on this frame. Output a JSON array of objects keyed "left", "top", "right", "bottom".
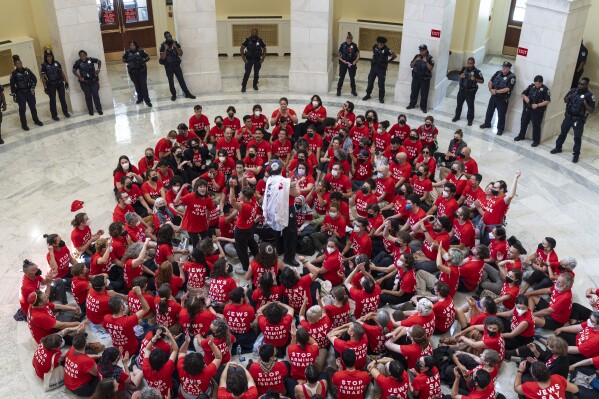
[
  {"left": 362, "top": 95, "right": 371, "bottom": 101},
  {"left": 406, "top": 104, "right": 415, "bottom": 109},
  {"left": 479, "top": 123, "right": 491, "bottom": 129},
  {"left": 452, "top": 116, "right": 459, "bottom": 122},
  {"left": 34, "top": 120, "right": 44, "bottom": 126},
  {"left": 573, "top": 154, "right": 579, "bottom": 163},
  {"left": 531, "top": 142, "right": 539, "bottom": 147},
  {"left": 171, "top": 95, "right": 176, "bottom": 101},
  {"left": 52, "top": 116, "right": 59, "bottom": 121},
  {"left": 514, "top": 136, "right": 525, "bottom": 141},
  {"left": 185, "top": 93, "right": 196, "bottom": 99},
  {"left": 0, "top": 137, "right": 4, "bottom": 144},
  {"left": 86, "top": 342, "right": 105, "bottom": 354},
  {"left": 550, "top": 148, "right": 562, "bottom": 154}
]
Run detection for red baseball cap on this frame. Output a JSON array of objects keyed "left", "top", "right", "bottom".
[{"left": 71, "top": 200, "right": 84, "bottom": 212}]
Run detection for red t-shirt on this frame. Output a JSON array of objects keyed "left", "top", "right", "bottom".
[
  {"left": 247, "top": 139, "right": 271, "bottom": 164},
  {"left": 143, "top": 357, "right": 175, "bottom": 397},
  {"left": 402, "top": 313, "right": 436, "bottom": 339},
  {"left": 333, "top": 334, "right": 369, "bottom": 369},
  {"left": 412, "top": 369, "right": 442, "bottom": 399},
  {"left": 376, "top": 177, "right": 396, "bottom": 202},
  {"left": 252, "top": 286, "right": 284, "bottom": 308},
  {"left": 47, "top": 246, "right": 72, "bottom": 279},
  {"left": 548, "top": 287, "right": 573, "bottom": 324},
  {"left": 332, "top": 369, "right": 371, "bottom": 399},
  {"left": 287, "top": 343, "right": 320, "bottom": 380},
  {"left": 390, "top": 161, "right": 412, "bottom": 184},
  {"left": 180, "top": 193, "right": 214, "bottom": 233},
  {"left": 283, "top": 274, "right": 313, "bottom": 311},
  {"left": 397, "top": 268, "right": 417, "bottom": 294},
  {"left": 209, "top": 276, "right": 237, "bottom": 303},
  {"left": 64, "top": 347, "right": 96, "bottom": 390},
  {"left": 28, "top": 303, "right": 58, "bottom": 343},
  {"left": 459, "top": 257, "right": 484, "bottom": 291},
  {"left": 325, "top": 302, "right": 351, "bottom": 329},
  {"left": 376, "top": 372, "right": 409, "bottom": 399},
  {"left": 179, "top": 308, "right": 216, "bottom": 337},
  {"left": 500, "top": 283, "right": 520, "bottom": 310},
  {"left": 402, "top": 138, "right": 423, "bottom": 161},
  {"left": 178, "top": 357, "right": 216, "bottom": 397},
  {"left": 32, "top": 343, "right": 61, "bottom": 379},
  {"left": 481, "top": 195, "right": 510, "bottom": 225},
  {"left": 521, "top": 374, "right": 567, "bottom": 399},
  {"left": 350, "top": 285, "right": 381, "bottom": 318},
  {"left": 271, "top": 139, "right": 293, "bottom": 159},
  {"left": 128, "top": 291, "right": 154, "bottom": 318},
  {"left": 189, "top": 114, "right": 210, "bottom": 133},
  {"left": 237, "top": 201, "right": 257, "bottom": 229},
  {"left": 154, "top": 297, "right": 182, "bottom": 327},
  {"left": 402, "top": 343, "right": 433, "bottom": 369},
  {"left": 434, "top": 296, "right": 456, "bottom": 332},
  {"left": 103, "top": 314, "right": 140, "bottom": 355},
  {"left": 322, "top": 249, "right": 344, "bottom": 286},
  {"left": 300, "top": 316, "right": 332, "bottom": 348},
  {"left": 258, "top": 313, "right": 293, "bottom": 348},
  {"left": 511, "top": 309, "right": 535, "bottom": 338},
  {"left": 421, "top": 226, "right": 450, "bottom": 261},
  {"left": 453, "top": 219, "right": 476, "bottom": 248},
  {"left": 184, "top": 261, "right": 208, "bottom": 290},
  {"left": 438, "top": 265, "right": 460, "bottom": 298},
  {"left": 216, "top": 138, "right": 240, "bottom": 159},
  {"left": 86, "top": 289, "right": 112, "bottom": 325},
  {"left": 124, "top": 258, "right": 142, "bottom": 289},
  {"left": 113, "top": 203, "right": 135, "bottom": 224},
  {"left": 322, "top": 214, "right": 347, "bottom": 239},
  {"left": 410, "top": 176, "right": 433, "bottom": 197},
  {"left": 389, "top": 123, "right": 411, "bottom": 140},
  {"left": 201, "top": 334, "right": 235, "bottom": 364},
  {"left": 141, "top": 180, "right": 164, "bottom": 200},
  {"left": 249, "top": 361, "right": 287, "bottom": 395},
  {"left": 462, "top": 182, "right": 485, "bottom": 207},
  {"left": 21, "top": 275, "right": 43, "bottom": 314},
  {"left": 434, "top": 196, "right": 459, "bottom": 222},
  {"left": 71, "top": 276, "right": 89, "bottom": 305},
  {"left": 576, "top": 321, "right": 599, "bottom": 357},
  {"left": 363, "top": 320, "right": 394, "bottom": 353},
  {"left": 303, "top": 104, "right": 327, "bottom": 124},
  {"left": 71, "top": 225, "right": 92, "bottom": 250},
  {"left": 482, "top": 328, "right": 505, "bottom": 362},
  {"left": 218, "top": 386, "right": 258, "bottom": 399},
  {"left": 349, "top": 231, "right": 372, "bottom": 258},
  {"left": 324, "top": 173, "right": 352, "bottom": 193},
  {"left": 224, "top": 302, "right": 255, "bottom": 334}
]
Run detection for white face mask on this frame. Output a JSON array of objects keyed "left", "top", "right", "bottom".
[
  {"left": 442, "top": 191, "right": 449, "bottom": 198},
  {"left": 329, "top": 212, "right": 337, "bottom": 218},
  {"left": 297, "top": 168, "right": 306, "bottom": 176},
  {"left": 442, "top": 253, "right": 450, "bottom": 261},
  {"left": 312, "top": 101, "right": 319, "bottom": 107},
  {"left": 169, "top": 138, "right": 176, "bottom": 144},
  {"left": 353, "top": 226, "right": 360, "bottom": 233},
  {"left": 377, "top": 128, "right": 383, "bottom": 134},
  {"left": 121, "top": 162, "right": 129, "bottom": 170},
  {"left": 488, "top": 232, "right": 495, "bottom": 240},
  {"left": 173, "top": 186, "right": 180, "bottom": 193},
  {"left": 588, "top": 318, "right": 596, "bottom": 327},
  {"left": 213, "top": 243, "right": 219, "bottom": 251},
  {"left": 218, "top": 156, "right": 226, "bottom": 162},
  {"left": 86, "top": 219, "right": 91, "bottom": 226},
  {"left": 254, "top": 110, "right": 261, "bottom": 117},
  {"left": 326, "top": 246, "right": 335, "bottom": 254},
  {"left": 125, "top": 198, "right": 132, "bottom": 205},
  {"left": 396, "top": 260, "right": 403, "bottom": 267},
  {"left": 516, "top": 308, "right": 527, "bottom": 316},
  {"left": 122, "top": 303, "right": 129, "bottom": 314},
  {"left": 331, "top": 170, "right": 339, "bottom": 177}
]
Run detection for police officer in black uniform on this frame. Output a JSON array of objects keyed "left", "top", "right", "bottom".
[
  {"left": 514, "top": 75, "right": 551, "bottom": 147},
  {"left": 551, "top": 77, "right": 596, "bottom": 163},
  {"left": 40, "top": 50, "right": 70, "bottom": 121},
  {"left": 240, "top": 28, "right": 266, "bottom": 93},
  {"left": 0, "top": 85, "right": 7, "bottom": 144},
  {"left": 479, "top": 61, "right": 516, "bottom": 135},
  {"left": 10, "top": 55, "right": 43, "bottom": 131},
  {"left": 123, "top": 40, "right": 151, "bottom": 107},
  {"left": 452, "top": 57, "right": 484, "bottom": 126},
  {"left": 407, "top": 44, "right": 435, "bottom": 113},
  {"left": 363, "top": 36, "right": 396, "bottom": 104},
  {"left": 337, "top": 31, "right": 360, "bottom": 97},
  {"left": 572, "top": 40, "right": 588, "bottom": 89},
  {"left": 159, "top": 31, "right": 195, "bottom": 101},
  {"left": 72, "top": 50, "right": 103, "bottom": 116}
]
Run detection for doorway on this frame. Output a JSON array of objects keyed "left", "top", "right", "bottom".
[
  {"left": 98, "top": 0, "right": 157, "bottom": 60},
  {"left": 503, "top": 0, "right": 526, "bottom": 56}
]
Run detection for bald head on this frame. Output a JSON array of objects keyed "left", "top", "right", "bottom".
[
  {"left": 462, "top": 147, "right": 471, "bottom": 157},
  {"left": 396, "top": 152, "right": 407, "bottom": 164}
]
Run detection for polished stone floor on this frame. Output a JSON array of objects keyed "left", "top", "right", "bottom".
[{"left": 1, "top": 55, "right": 597, "bottom": 398}]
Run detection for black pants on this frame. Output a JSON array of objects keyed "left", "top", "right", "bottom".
[
  {"left": 234, "top": 225, "right": 259, "bottom": 271},
  {"left": 524, "top": 270, "right": 553, "bottom": 291},
  {"left": 518, "top": 107, "right": 545, "bottom": 143},
  {"left": 232, "top": 330, "right": 257, "bottom": 354},
  {"left": 570, "top": 303, "right": 593, "bottom": 324},
  {"left": 366, "top": 66, "right": 387, "bottom": 100},
  {"left": 129, "top": 69, "right": 150, "bottom": 103},
  {"left": 409, "top": 77, "right": 431, "bottom": 110},
  {"left": 337, "top": 62, "right": 357, "bottom": 92},
  {"left": 68, "top": 376, "right": 99, "bottom": 397},
  {"left": 79, "top": 80, "right": 102, "bottom": 113},
  {"left": 276, "top": 206, "right": 298, "bottom": 263},
  {"left": 47, "top": 82, "right": 69, "bottom": 118},
  {"left": 455, "top": 88, "right": 476, "bottom": 122},
  {"left": 483, "top": 94, "right": 509, "bottom": 130},
  {"left": 555, "top": 115, "right": 585, "bottom": 155},
  {"left": 242, "top": 59, "right": 261, "bottom": 87},
  {"left": 164, "top": 63, "right": 190, "bottom": 96},
  {"left": 16, "top": 90, "right": 39, "bottom": 127},
  {"left": 189, "top": 231, "right": 209, "bottom": 249}
]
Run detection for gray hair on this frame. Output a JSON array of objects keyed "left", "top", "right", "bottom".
[
  {"left": 558, "top": 272, "right": 574, "bottom": 288},
  {"left": 153, "top": 196, "right": 166, "bottom": 212},
  {"left": 448, "top": 248, "right": 464, "bottom": 266},
  {"left": 140, "top": 387, "right": 163, "bottom": 399},
  {"left": 123, "top": 242, "right": 143, "bottom": 261},
  {"left": 561, "top": 257, "right": 577, "bottom": 270},
  {"left": 125, "top": 211, "right": 138, "bottom": 226},
  {"left": 416, "top": 298, "right": 434, "bottom": 316},
  {"left": 481, "top": 349, "right": 501, "bottom": 367},
  {"left": 306, "top": 305, "right": 323, "bottom": 323}
]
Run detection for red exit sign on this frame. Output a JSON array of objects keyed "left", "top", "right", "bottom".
[
  {"left": 431, "top": 29, "right": 441, "bottom": 38},
  {"left": 517, "top": 47, "right": 528, "bottom": 57}
]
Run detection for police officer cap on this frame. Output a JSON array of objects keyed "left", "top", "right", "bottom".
[
  {"left": 502, "top": 61, "right": 512, "bottom": 68},
  {"left": 376, "top": 36, "right": 387, "bottom": 44},
  {"left": 44, "top": 49, "right": 53, "bottom": 56},
  {"left": 534, "top": 75, "right": 543, "bottom": 83},
  {"left": 419, "top": 44, "right": 428, "bottom": 51}
]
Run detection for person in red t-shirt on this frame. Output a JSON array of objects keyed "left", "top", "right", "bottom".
[
  {"left": 328, "top": 322, "right": 369, "bottom": 370},
  {"left": 189, "top": 105, "right": 211, "bottom": 141},
  {"left": 450, "top": 367, "right": 495, "bottom": 399},
  {"left": 389, "top": 114, "right": 410, "bottom": 141},
  {"left": 142, "top": 328, "right": 179, "bottom": 397},
  {"left": 451, "top": 206, "right": 476, "bottom": 251},
  {"left": 175, "top": 179, "right": 214, "bottom": 248},
  {"left": 257, "top": 301, "right": 294, "bottom": 354},
  {"left": 177, "top": 333, "right": 222, "bottom": 399},
  {"left": 217, "top": 362, "right": 259, "bottom": 399},
  {"left": 528, "top": 272, "right": 574, "bottom": 330},
  {"left": 70, "top": 263, "right": 90, "bottom": 315},
  {"left": 368, "top": 358, "right": 409, "bottom": 399},
  {"left": 32, "top": 334, "right": 63, "bottom": 380},
  {"left": 402, "top": 130, "right": 423, "bottom": 162},
  {"left": 86, "top": 275, "right": 124, "bottom": 325},
  {"left": 20, "top": 259, "right": 56, "bottom": 316},
  {"left": 428, "top": 183, "right": 459, "bottom": 222},
  {"left": 332, "top": 349, "right": 370, "bottom": 399},
  {"left": 410, "top": 164, "right": 433, "bottom": 204},
  {"left": 224, "top": 287, "right": 257, "bottom": 353},
  {"left": 303, "top": 237, "right": 345, "bottom": 287},
  {"left": 229, "top": 182, "right": 259, "bottom": 272},
  {"left": 103, "top": 287, "right": 149, "bottom": 356},
  {"left": 553, "top": 311, "right": 599, "bottom": 364},
  {"left": 287, "top": 325, "right": 320, "bottom": 382},
  {"left": 515, "top": 361, "right": 578, "bottom": 399},
  {"left": 345, "top": 265, "right": 380, "bottom": 318},
  {"left": 70, "top": 212, "right": 103, "bottom": 265},
  {"left": 497, "top": 294, "right": 535, "bottom": 350},
  {"left": 411, "top": 356, "right": 442, "bottom": 399},
  {"left": 411, "top": 215, "right": 452, "bottom": 273},
  {"left": 457, "top": 245, "right": 489, "bottom": 293},
  {"left": 45, "top": 233, "right": 77, "bottom": 279},
  {"left": 454, "top": 316, "right": 506, "bottom": 363},
  {"left": 27, "top": 290, "right": 82, "bottom": 343},
  {"left": 64, "top": 333, "right": 100, "bottom": 396},
  {"left": 299, "top": 303, "right": 331, "bottom": 369},
  {"left": 248, "top": 343, "right": 288, "bottom": 396},
  {"left": 384, "top": 325, "right": 432, "bottom": 369},
  {"left": 392, "top": 298, "right": 436, "bottom": 340}
]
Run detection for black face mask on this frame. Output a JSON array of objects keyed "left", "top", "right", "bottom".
[
  {"left": 151, "top": 176, "right": 158, "bottom": 182},
  {"left": 216, "top": 122, "right": 223, "bottom": 128},
  {"left": 228, "top": 113, "right": 234, "bottom": 118},
  {"left": 192, "top": 145, "right": 199, "bottom": 150},
  {"left": 35, "top": 268, "right": 43, "bottom": 276},
  {"left": 125, "top": 183, "right": 133, "bottom": 190},
  {"left": 399, "top": 120, "right": 406, "bottom": 125},
  {"left": 121, "top": 230, "right": 128, "bottom": 237},
  {"left": 505, "top": 276, "right": 513, "bottom": 284},
  {"left": 415, "top": 171, "right": 422, "bottom": 177},
  {"left": 487, "top": 330, "right": 497, "bottom": 337},
  {"left": 366, "top": 116, "right": 374, "bottom": 122},
  {"left": 356, "top": 122, "right": 363, "bottom": 127},
  {"left": 158, "top": 205, "right": 167, "bottom": 213},
  {"left": 307, "top": 132, "right": 314, "bottom": 137},
  {"left": 538, "top": 243, "right": 545, "bottom": 250},
  {"left": 415, "top": 361, "right": 423, "bottom": 370},
  {"left": 393, "top": 158, "right": 400, "bottom": 164},
  {"left": 454, "top": 138, "right": 460, "bottom": 143},
  {"left": 58, "top": 240, "right": 66, "bottom": 248},
  {"left": 491, "top": 189, "right": 499, "bottom": 196},
  {"left": 294, "top": 204, "right": 302, "bottom": 210},
  {"left": 249, "top": 153, "right": 256, "bottom": 159},
  {"left": 558, "top": 265, "right": 566, "bottom": 271},
  {"left": 145, "top": 155, "right": 154, "bottom": 161},
  {"left": 410, "top": 136, "right": 418, "bottom": 141},
  {"left": 361, "top": 187, "right": 369, "bottom": 195},
  {"left": 432, "top": 227, "right": 442, "bottom": 233},
  {"left": 467, "top": 380, "right": 477, "bottom": 389},
  {"left": 175, "top": 153, "right": 183, "bottom": 158},
  {"left": 368, "top": 214, "right": 375, "bottom": 219}
]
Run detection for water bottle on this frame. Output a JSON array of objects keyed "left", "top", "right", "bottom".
[{"left": 236, "top": 345, "right": 245, "bottom": 363}]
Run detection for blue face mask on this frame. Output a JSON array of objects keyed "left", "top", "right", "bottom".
[
  {"left": 377, "top": 172, "right": 384, "bottom": 179},
  {"left": 406, "top": 204, "right": 413, "bottom": 211}
]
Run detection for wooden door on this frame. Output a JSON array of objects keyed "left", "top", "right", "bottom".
[
  {"left": 503, "top": 0, "right": 526, "bottom": 56},
  {"left": 98, "top": 0, "right": 157, "bottom": 60}
]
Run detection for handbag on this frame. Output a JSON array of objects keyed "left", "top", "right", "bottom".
[{"left": 43, "top": 352, "right": 64, "bottom": 391}]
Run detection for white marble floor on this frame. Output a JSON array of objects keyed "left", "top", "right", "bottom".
[{"left": 1, "top": 56, "right": 598, "bottom": 398}]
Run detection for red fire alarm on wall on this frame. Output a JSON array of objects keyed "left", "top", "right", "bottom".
[{"left": 431, "top": 29, "right": 441, "bottom": 38}]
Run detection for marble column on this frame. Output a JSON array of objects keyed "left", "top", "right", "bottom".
[
  {"left": 394, "top": 0, "right": 455, "bottom": 109},
  {"left": 289, "top": 0, "right": 334, "bottom": 93},
  {"left": 505, "top": 0, "right": 591, "bottom": 142},
  {"left": 44, "top": 0, "right": 114, "bottom": 113},
  {"left": 172, "top": 0, "right": 221, "bottom": 93}
]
